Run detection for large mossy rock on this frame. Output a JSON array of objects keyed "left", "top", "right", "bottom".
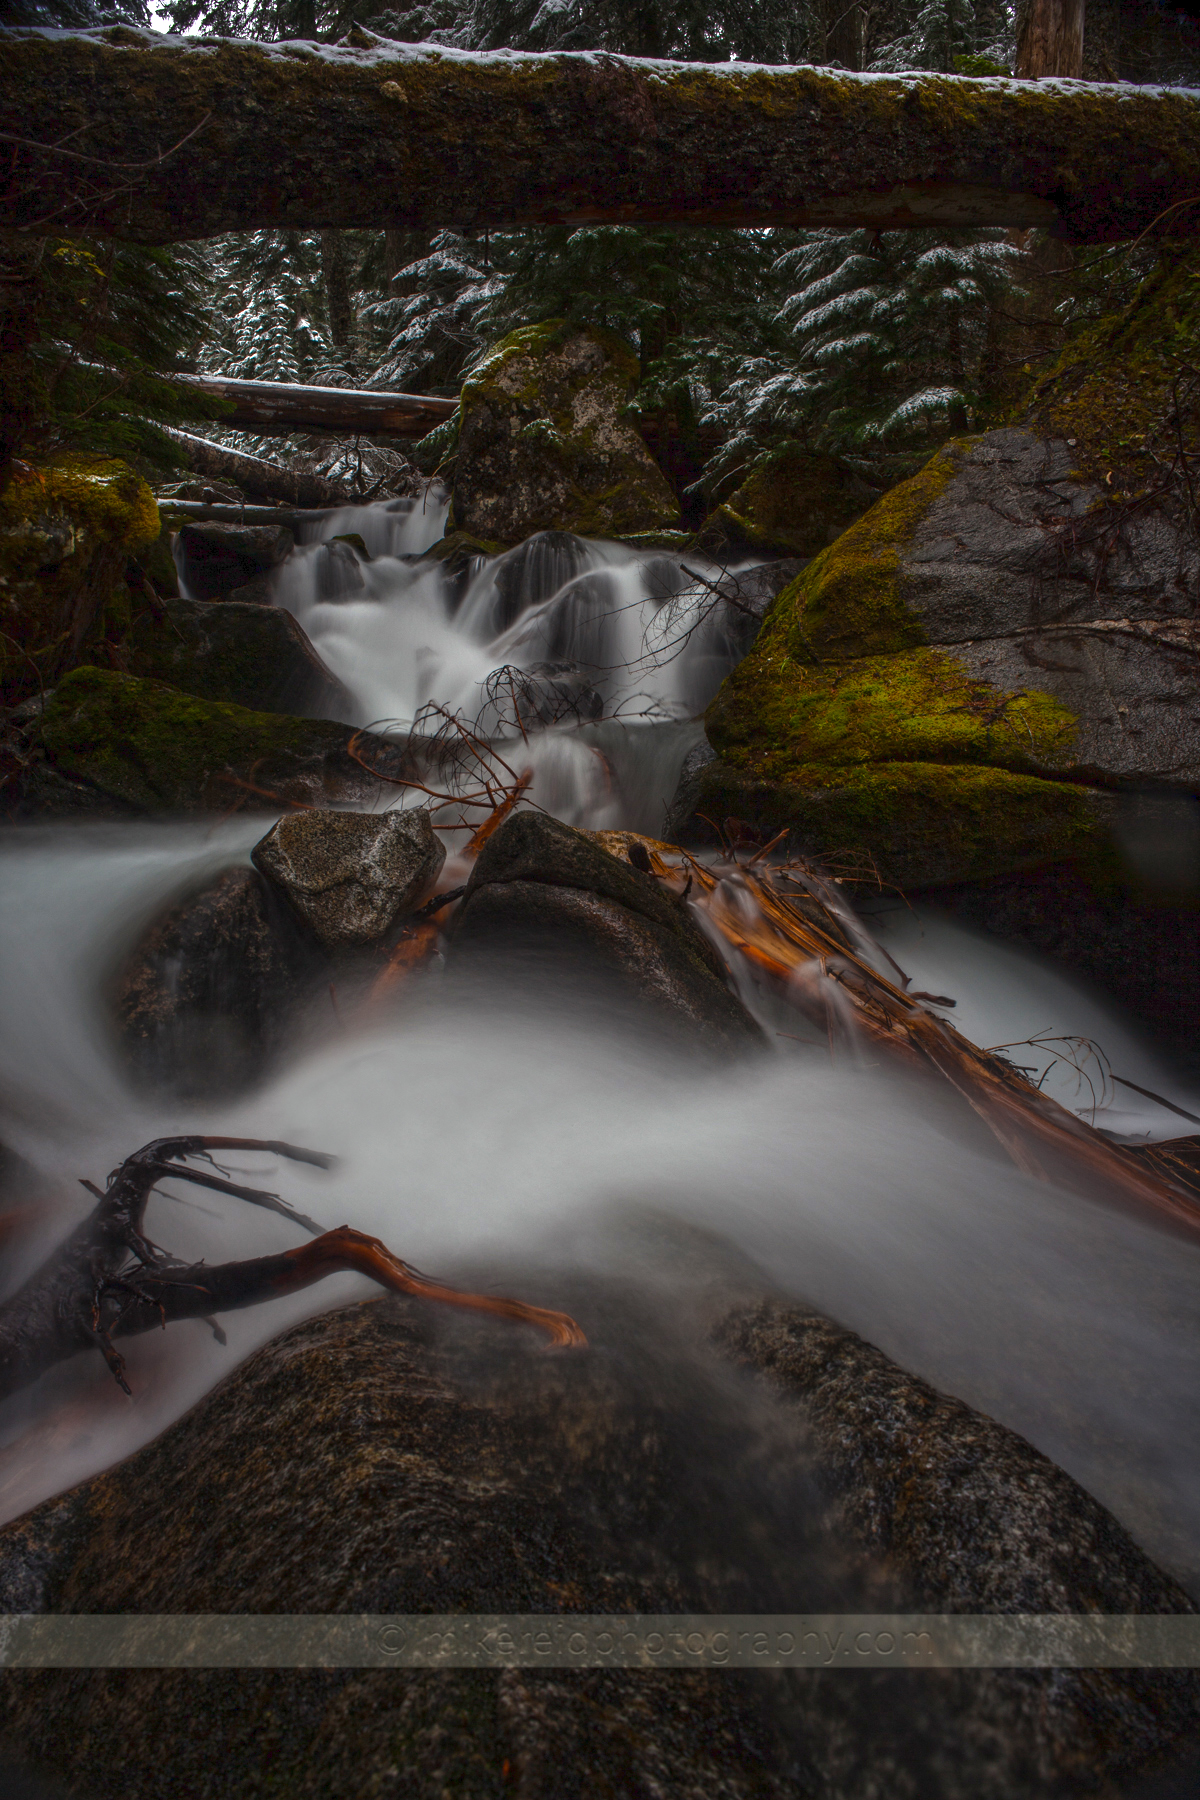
[
  {"left": 707, "top": 445, "right": 874, "bottom": 558},
  {"left": 27, "top": 665, "right": 404, "bottom": 814},
  {"left": 446, "top": 811, "right": 763, "bottom": 1054},
  {"left": 0, "top": 1282, "right": 1194, "bottom": 1798},
  {"left": 0, "top": 457, "right": 160, "bottom": 707},
  {"left": 124, "top": 596, "right": 352, "bottom": 718},
  {"left": 450, "top": 322, "right": 680, "bottom": 544},
  {"left": 691, "top": 255, "right": 1200, "bottom": 891}
]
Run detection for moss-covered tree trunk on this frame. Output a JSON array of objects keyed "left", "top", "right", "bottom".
[{"left": 2, "top": 29, "right": 1199, "bottom": 244}]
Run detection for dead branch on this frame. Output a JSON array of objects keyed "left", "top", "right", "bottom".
[{"left": 0, "top": 1134, "right": 585, "bottom": 1403}]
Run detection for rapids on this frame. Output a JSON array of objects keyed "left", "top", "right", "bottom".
[{"left": 2, "top": 500, "right": 1200, "bottom": 1595}]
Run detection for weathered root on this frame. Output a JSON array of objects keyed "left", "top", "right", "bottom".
[{"left": 0, "top": 1136, "right": 585, "bottom": 1403}]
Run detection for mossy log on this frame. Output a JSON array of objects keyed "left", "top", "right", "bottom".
[{"left": 3, "top": 28, "right": 1200, "bottom": 243}]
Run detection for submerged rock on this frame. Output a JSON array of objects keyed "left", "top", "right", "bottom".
[
  {"left": 27, "top": 666, "right": 406, "bottom": 815},
  {"left": 124, "top": 596, "right": 352, "bottom": 717},
  {"left": 252, "top": 806, "right": 445, "bottom": 947},
  {"left": 112, "top": 865, "right": 324, "bottom": 1096},
  {"left": 447, "top": 811, "right": 762, "bottom": 1054},
  {"left": 488, "top": 529, "right": 593, "bottom": 631},
  {"left": 174, "top": 520, "right": 294, "bottom": 601},
  {"left": 450, "top": 323, "right": 680, "bottom": 544}
]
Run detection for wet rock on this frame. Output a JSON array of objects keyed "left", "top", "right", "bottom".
[
  {"left": 252, "top": 806, "right": 445, "bottom": 947},
  {"left": 716, "top": 1297, "right": 1200, "bottom": 1793},
  {"left": 309, "top": 536, "right": 367, "bottom": 602},
  {"left": 488, "top": 530, "right": 593, "bottom": 631},
  {"left": 451, "top": 323, "right": 680, "bottom": 543},
  {"left": 112, "top": 865, "right": 324, "bottom": 1096},
  {"left": 446, "top": 811, "right": 762, "bottom": 1053},
  {"left": 124, "top": 597, "right": 352, "bottom": 718},
  {"left": 175, "top": 520, "right": 294, "bottom": 601},
  {"left": 31, "top": 666, "right": 407, "bottom": 814}
]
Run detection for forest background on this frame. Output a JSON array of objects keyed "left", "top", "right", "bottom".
[{"left": 8, "top": 0, "right": 1200, "bottom": 512}]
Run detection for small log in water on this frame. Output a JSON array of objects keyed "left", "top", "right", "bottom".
[{"left": 0, "top": 1134, "right": 584, "bottom": 1403}]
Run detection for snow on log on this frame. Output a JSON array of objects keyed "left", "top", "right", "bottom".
[
  {"left": 2, "top": 26, "right": 1199, "bottom": 243},
  {"left": 177, "top": 375, "right": 457, "bottom": 437}
]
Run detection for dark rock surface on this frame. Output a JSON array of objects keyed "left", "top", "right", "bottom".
[
  {"left": 486, "top": 530, "right": 593, "bottom": 632},
  {"left": 451, "top": 324, "right": 680, "bottom": 544},
  {"left": 252, "top": 806, "right": 446, "bottom": 947},
  {"left": 447, "top": 812, "right": 763, "bottom": 1053},
  {"left": 111, "top": 864, "right": 325, "bottom": 1096},
  {"left": 0, "top": 1280, "right": 1195, "bottom": 1797},
  {"left": 175, "top": 520, "right": 294, "bottom": 601},
  {"left": 124, "top": 597, "right": 352, "bottom": 718}
]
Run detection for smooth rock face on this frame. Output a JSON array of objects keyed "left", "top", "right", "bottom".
[
  {"left": 447, "top": 811, "right": 762, "bottom": 1053},
  {"left": 0, "top": 1285, "right": 1195, "bottom": 1798},
  {"left": 112, "top": 865, "right": 323, "bottom": 1096},
  {"left": 451, "top": 324, "right": 680, "bottom": 544},
  {"left": 252, "top": 806, "right": 445, "bottom": 947},
  {"left": 124, "top": 597, "right": 352, "bottom": 718},
  {"left": 175, "top": 520, "right": 294, "bottom": 601}
]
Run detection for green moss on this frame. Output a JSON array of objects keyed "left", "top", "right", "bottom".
[
  {"left": 714, "top": 447, "right": 870, "bottom": 557},
  {"left": 38, "top": 665, "right": 352, "bottom": 812},
  {"left": 710, "top": 645, "right": 1078, "bottom": 780},
  {"left": 683, "top": 757, "right": 1109, "bottom": 889},
  {"left": 0, "top": 458, "right": 160, "bottom": 705}
]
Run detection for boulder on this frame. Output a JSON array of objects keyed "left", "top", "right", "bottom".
[
  {"left": 695, "top": 253, "right": 1200, "bottom": 892},
  {"left": 0, "top": 457, "right": 159, "bottom": 708},
  {"left": 112, "top": 865, "right": 325, "bottom": 1096},
  {"left": 446, "top": 812, "right": 762, "bottom": 1054},
  {"left": 251, "top": 807, "right": 445, "bottom": 947},
  {"left": 29, "top": 666, "right": 407, "bottom": 815},
  {"left": 175, "top": 520, "right": 294, "bottom": 602},
  {"left": 705, "top": 446, "right": 874, "bottom": 558},
  {"left": 486, "top": 529, "right": 593, "bottom": 632},
  {"left": 0, "top": 1281, "right": 1195, "bottom": 1797},
  {"left": 450, "top": 323, "right": 680, "bottom": 544},
  {"left": 124, "top": 596, "right": 352, "bottom": 718}
]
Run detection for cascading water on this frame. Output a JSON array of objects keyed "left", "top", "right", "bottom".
[{"left": 6, "top": 500, "right": 1200, "bottom": 1597}]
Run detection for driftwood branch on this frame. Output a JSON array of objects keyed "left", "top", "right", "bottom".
[
  {"left": 0, "top": 1135, "right": 584, "bottom": 1403},
  {"left": 2, "top": 30, "right": 1200, "bottom": 244}
]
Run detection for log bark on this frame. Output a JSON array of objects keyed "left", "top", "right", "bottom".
[
  {"left": 174, "top": 375, "right": 456, "bottom": 437},
  {"left": 162, "top": 426, "right": 375, "bottom": 506},
  {"left": 2, "top": 28, "right": 1200, "bottom": 244}
]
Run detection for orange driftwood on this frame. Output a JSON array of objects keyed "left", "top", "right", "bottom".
[{"left": 595, "top": 833, "right": 1200, "bottom": 1236}]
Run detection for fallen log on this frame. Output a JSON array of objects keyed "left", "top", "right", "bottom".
[
  {"left": 595, "top": 831, "right": 1200, "bottom": 1235},
  {"left": 0, "top": 1134, "right": 584, "bottom": 1403},
  {"left": 162, "top": 426, "right": 375, "bottom": 507},
  {"left": 172, "top": 377, "right": 455, "bottom": 439},
  {"left": 2, "top": 29, "right": 1199, "bottom": 244}
]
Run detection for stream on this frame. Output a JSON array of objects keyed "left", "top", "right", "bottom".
[{"left": 2, "top": 498, "right": 1200, "bottom": 1596}]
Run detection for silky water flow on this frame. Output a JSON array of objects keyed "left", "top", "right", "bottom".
[{"left": 2, "top": 497, "right": 1199, "bottom": 1599}]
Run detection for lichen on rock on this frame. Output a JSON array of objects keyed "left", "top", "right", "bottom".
[
  {"left": 252, "top": 807, "right": 445, "bottom": 947},
  {"left": 449, "top": 322, "right": 680, "bottom": 545},
  {"left": 709, "top": 445, "right": 874, "bottom": 559}
]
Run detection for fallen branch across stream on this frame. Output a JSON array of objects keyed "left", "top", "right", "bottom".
[
  {"left": 596, "top": 831, "right": 1200, "bottom": 1237},
  {"left": 0, "top": 1134, "right": 585, "bottom": 1403}
]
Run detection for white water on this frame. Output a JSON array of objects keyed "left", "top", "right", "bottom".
[{"left": 5, "top": 505, "right": 1200, "bottom": 1590}]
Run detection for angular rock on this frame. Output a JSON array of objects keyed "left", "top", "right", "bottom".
[
  {"left": 252, "top": 806, "right": 445, "bottom": 947},
  {"left": 175, "top": 520, "right": 294, "bottom": 602},
  {"left": 124, "top": 597, "right": 352, "bottom": 718},
  {"left": 112, "top": 865, "right": 325, "bottom": 1096},
  {"left": 32, "top": 666, "right": 407, "bottom": 814},
  {"left": 446, "top": 812, "right": 762, "bottom": 1053},
  {"left": 451, "top": 323, "right": 680, "bottom": 544}
]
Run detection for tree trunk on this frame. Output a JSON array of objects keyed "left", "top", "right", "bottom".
[
  {"left": 1016, "top": 0, "right": 1086, "bottom": 76},
  {"left": 824, "top": 0, "right": 863, "bottom": 70},
  {"left": 173, "top": 374, "right": 456, "bottom": 437},
  {"left": 1, "top": 31, "right": 1197, "bottom": 245},
  {"left": 320, "top": 228, "right": 353, "bottom": 349}
]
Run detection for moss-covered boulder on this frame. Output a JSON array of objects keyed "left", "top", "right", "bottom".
[
  {"left": 707, "top": 445, "right": 874, "bottom": 558},
  {"left": 0, "top": 457, "right": 159, "bottom": 707},
  {"left": 450, "top": 322, "right": 680, "bottom": 544},
  {"left": 123, "top": 597, "right": 352, "bottom": 718},
  {"left": 29, "top": 666, "right": 404, "bottom": 814}
]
